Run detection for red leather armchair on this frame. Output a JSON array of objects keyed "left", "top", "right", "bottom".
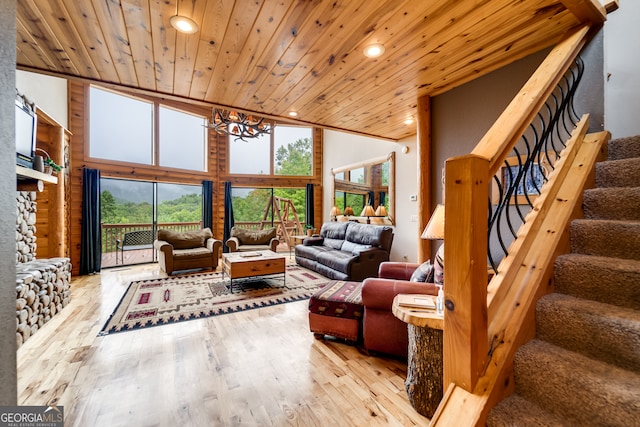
[{"left": 361, "top": 262, "right": 439, "bottom": 358}]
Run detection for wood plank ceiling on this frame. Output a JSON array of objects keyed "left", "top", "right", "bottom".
[{"left": 16, "top": 0, "right": 604, "bottom": 141}]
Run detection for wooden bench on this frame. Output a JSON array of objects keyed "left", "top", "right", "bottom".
[{"left": 116, "top": 230, "right": 155, "bottom": 264}]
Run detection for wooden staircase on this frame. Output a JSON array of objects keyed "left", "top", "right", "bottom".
[{"left": 487, "top": 136, "right": 640, "bottom": 425}]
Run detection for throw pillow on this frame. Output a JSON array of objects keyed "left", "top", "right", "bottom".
[
  {"left": 433, "top": 244, "right": 445, "bottom": 287},
  {"left": 231, "top": 226, "right": 276, "bottom": 245},
  {"left": 410, "top": 260, "right": 433, "bottom": 282},
  {"left": 157, "top": 228, "right": 212, "bottom": 249}
]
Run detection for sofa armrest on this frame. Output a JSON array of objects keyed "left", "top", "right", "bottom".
[
  {"left": 226, "top": 236, "right": 239, "bottom": 252},
  {"left": 154, "top": 239, "right": 174, "bottom": 254},
  {"left": 362, "top": 278, "right": 439, "bottom": 311},
  {"left": 268, "top": 237, "right": 279, "bottom": 252},
  {"left": 379, "top": 262, "right": 420, "bottom": 281},
  {"left": 154, "top": 239, "right": 174, "bottom": 274},
  {"left": 206, "top": 238, "right": 223, "bottom": 262},
  {"left": 303, "top": 236, "right": 324, "bottom": 246},
  {"left": 347, "top": 247, "right": 390, "bottom": 281}
]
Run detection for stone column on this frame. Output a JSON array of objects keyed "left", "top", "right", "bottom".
[{"left": 0, "top": 0, "right": 18, "bottom": 406}]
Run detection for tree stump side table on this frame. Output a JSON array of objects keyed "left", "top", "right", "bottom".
[{"left": 392, "top": 295, "right": 444, "bottom": 418}]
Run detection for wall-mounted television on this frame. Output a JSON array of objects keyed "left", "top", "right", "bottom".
[{"left": 15, "top": 92, "right": 37, "bottom": 168}]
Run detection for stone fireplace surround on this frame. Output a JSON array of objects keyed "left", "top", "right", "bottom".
[{"left": 15, "top": 191, "right": 71, "bottom": 348}]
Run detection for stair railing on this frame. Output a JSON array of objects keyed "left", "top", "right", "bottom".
[{"left": 431, "top": 24, "right": 603, "bottom": 425}]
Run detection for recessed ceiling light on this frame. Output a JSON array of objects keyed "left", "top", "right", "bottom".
[
  {"left": 404, "top": 117, "right": 414, "bottom": 125},
  {"left": 288, "top": 111, "right": 298, "bottom": 117},
  {"left": 170, "top": 15, "right": 199, "bottom": 34},
  {"left": 363, "top": 43, "right": 385, "bottom": 58}
]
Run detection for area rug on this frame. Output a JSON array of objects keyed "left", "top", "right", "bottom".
[{"left": 99, "top": 264, "right": 329, "bottom": 335}]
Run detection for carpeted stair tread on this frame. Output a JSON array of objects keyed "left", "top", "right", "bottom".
[
  {"left": 514, "top": 339, "right": 640, "bottom": 427},
  {"left": 582, "top": 187, "right": 640, "bottom": 221},
  {"left": 554, "top": 254, "right": 640, "bottom": 310},
  {"left": 536, "top": 293, "right": 640, "bottom": 373},
  {"left": 570, "top": 219, "right": 640, "bottom": 260},
  {"left": 487, "top": 393, "right": 573, "bottom": 427},
  {"left": 596, "top": 157, "right": 640, "bottom": 188},
  {"left": 608, "top": 136, "right": 640, "bottom": 160}
]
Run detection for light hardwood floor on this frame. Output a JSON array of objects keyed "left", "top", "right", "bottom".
[{"left": 17, "top": 263, "right": 429, "bottom": 426}]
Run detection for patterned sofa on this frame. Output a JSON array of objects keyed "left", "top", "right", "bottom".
[{"left": 295, "top": 222, "right": 394, "bottom": 281}]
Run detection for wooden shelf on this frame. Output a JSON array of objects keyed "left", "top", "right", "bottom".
[{"left": 16, "top": 165, "right": 58, "bottom": 184}]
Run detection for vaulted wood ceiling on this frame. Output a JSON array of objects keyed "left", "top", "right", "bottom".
[{"left": 16, "top": 0, "right": 605, "bottom": 141}]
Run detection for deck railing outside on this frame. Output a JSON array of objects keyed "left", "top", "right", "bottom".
[{"left": 101, "top": 221, "right": 202, "bottom": 254}]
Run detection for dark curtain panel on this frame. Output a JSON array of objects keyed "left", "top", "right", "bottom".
[
  {"left": 305, "top": 183, "right": 314, "bottom": 227},
  {"left": 202, "top": 180, "right": 213, "bottom": 231},
  {"left": 368, "top": 191, "right": 375, "bottom": 206},
  {"left": 80, "top": 168, "right": 102, "bottom": 275},
  {"left": 379, "top": 191, "right": 386, "bottom": 206},
  {"left": 223, "top": 181, "right": 235, "bottom": 253}
]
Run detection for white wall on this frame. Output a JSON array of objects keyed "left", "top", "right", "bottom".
[
  {"left": 16, "top": 70, "right": 68, "bottom": 128},
  {"left": 604, "top": 1, "right": 640, "bottom": 138},
  {"left": 323, "top": 130, "right": 419, "bottom": 262}
]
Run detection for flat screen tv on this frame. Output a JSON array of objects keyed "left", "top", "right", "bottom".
[{"left": 15, "top": 93, "right": 37, "bottom": 168}]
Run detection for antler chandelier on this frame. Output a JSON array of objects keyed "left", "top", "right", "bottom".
[{"left": 206, "top": 108, "right": 271, "bottom": 142}]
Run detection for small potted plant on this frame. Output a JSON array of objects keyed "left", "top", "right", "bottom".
[
  {"left": 44, "top": 157, "right": 62, "bottom": 175},
  {"left": 36, "top": 148, "right": 62, "bottom": 175},
  {"left": 304, "top": 224, "right": 315, "bottom": 237}
]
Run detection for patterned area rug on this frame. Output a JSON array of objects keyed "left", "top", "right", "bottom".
[{"left": 99, "top": 264, "right": 328, "bottom": 335}]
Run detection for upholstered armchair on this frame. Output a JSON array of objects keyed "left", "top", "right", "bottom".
[
  {"left": 225, "top": 226, "right": 279, "bottom": 252},
  {"left": 154, "top": 228, "right": 222, "bottom": 275},
  {"left": 361, "top": 262, "right": 439, "bottom": 358}
]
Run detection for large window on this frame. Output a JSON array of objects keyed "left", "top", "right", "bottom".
[
  {"left": 231, "top": 187, "right": 307, "bottom": 236},
  {"left": 90, "top": 87, "right": 153, "bottom": 164},
  {"left": 228, "top": 133, "right": 271, "bottom": 174},
  {"left": 229, "top": 125, "right": 312, "bottom": 176},
  {"left": 89, "top": 86, "right": 207, "bottom": 172},
  {"left": 100, "top": 178, "right": 203, "bottom": 267},
  {"left": 159, "top": 106, "right": 207, "bottom": 171}
]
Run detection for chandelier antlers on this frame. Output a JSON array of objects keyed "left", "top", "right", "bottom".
[{"left": 206, "top": 108, "right": 272, "bottom": 142}]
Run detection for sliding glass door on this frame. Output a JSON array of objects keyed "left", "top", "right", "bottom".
[{"left": 100, "top": 178, "right": 203, "bottom": 267}]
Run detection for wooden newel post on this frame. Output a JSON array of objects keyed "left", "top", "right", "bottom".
[{"left": 443, "top": 154, "right": 489, "bottom": 392}]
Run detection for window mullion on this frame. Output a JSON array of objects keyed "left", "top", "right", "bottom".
[{"left": 153, "top": 102, "right": 160, "bottom": 166}]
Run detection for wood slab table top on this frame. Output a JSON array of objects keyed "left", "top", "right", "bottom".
[{"left": 392, "top": 295, "right": 444, "bottom": 330}]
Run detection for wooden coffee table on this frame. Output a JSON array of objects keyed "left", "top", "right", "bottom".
[{"left": 221, "top": 250, "right": 286, "bottom": 292}]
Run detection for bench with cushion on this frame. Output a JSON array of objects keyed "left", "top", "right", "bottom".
[
  {"left": 154, "top": 228, "right": 222, "bottom": 275},
  {"left": 116, "top": 229, "right": 155, "bottom": 264}
]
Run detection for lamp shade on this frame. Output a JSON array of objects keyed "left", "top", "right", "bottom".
[
  {"left": 361, "top": 205, "right": 375, "bottom": 217},
  {"left": 330, "top": 206, "right": 341, "bottom": 216},
  {"left": 343, "top": 206, "right": 355, "bottom": 216},
  {"left": 375, "top": 205, "right": 387, "bottom": 217},
  {"left": 421, "top": 204, "right": 445, "bottom": 240}
]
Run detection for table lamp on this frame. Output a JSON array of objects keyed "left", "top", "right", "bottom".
[
  {"left": 360, "top": 205, "right": 375, "bottom": 224},
  {"left": 343, "top": 206, "right": 355, "bottom": 216},
  {"left": 375, "top": 205, "right": 387, "bottom": 217},
  {"left": 421, "top": 204, "right": 444, "bottom": 240},
  {"left": 330, "top": 206, "right": 341, "bottom": 221}
]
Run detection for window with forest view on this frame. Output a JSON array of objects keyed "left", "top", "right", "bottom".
[
  {"left": 229, "top": 125, "right": 312, "bottom": 176},
  {"left": 232, "top": 187, "right": 306, "bottom": 235},
  {"left": 335, "top": 191, "right": 366, "bottom": 215},
  {"left": 89, "top": 86, "right": 207, "bottom": 172},
  {"left": 100, "top": 178, "right": 203, "bottom": 266}
]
